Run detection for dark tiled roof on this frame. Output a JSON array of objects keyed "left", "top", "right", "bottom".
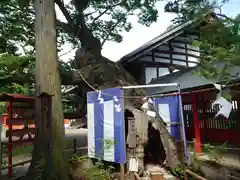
[
  {"left": 148, "top": 62, "right": 240, "bottom": 95},
  {"left": 0, "top": 93, "right": 34, "bottom": 102}
]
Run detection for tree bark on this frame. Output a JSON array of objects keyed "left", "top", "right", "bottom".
[
  {"left": 72, "top": 54, "right": 182, "bottom": 172},
  {"left": 25, "top": 0, "right": 70, "bottom": 179}
]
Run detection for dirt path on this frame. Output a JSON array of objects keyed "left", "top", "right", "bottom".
[
  {"left": 1, "top": 153, "right": 31, "bottom": 180},
  {"left": 0, "top": 129, "right": 88, "bottom": 179}
]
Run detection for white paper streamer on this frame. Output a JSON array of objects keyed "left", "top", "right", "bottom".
[
  {"left": 146, "top": 110, "right": 156, "bottom": 117},
  {"left": 212, "top": 83, "right": 232, "bottom": 118},
  {"left": 141, "top": 102, "right": 149, "bottom": 109},
  {"left": 148, "top": 98, "right": 153, "bottom": 104},
  {"left": 212, "top": 97, "right": 232, "bottom": 118},
  {"left": 128, "top": 158, "right": 138, "bottom": 172}
]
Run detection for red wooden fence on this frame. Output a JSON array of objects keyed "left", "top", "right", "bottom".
[
  {"left": 182, "top": 91, "right": 240, "bottom": 146},
  {"left": 0, "top": 94, "right": 35, "bottom": 177}
]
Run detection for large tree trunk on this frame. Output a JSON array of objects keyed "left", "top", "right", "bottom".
[
  {"left": 73, "top": 55, "right": 182, "bottom": 172},
  {"left": 25, "top": 0, "right": 70, "bottom": 179}
]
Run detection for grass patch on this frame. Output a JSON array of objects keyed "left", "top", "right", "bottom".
[
  {"left": 12, "top": 146, "right": 33, "bottom": 156},
  {"left": 2, "top": 144, "right": 33, "bottom": 157}
]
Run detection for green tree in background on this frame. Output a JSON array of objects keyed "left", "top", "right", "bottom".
[{"left": 165, "top": 0, "right": 240, "bottom": 80}]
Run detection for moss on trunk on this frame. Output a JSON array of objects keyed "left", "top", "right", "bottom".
[{"left": 25, "top": 0, "right": 71, "bottom": 179}]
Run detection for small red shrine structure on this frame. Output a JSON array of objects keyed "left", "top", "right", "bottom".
[
  {"left": 149, "top": 64, "right": 240, "bottom": 154},
  {"left": 0, "top": 93, "right": 35, "bottom": 177},
  {"left": 182, "top": 88, "right": 240, "bottom": 152}
]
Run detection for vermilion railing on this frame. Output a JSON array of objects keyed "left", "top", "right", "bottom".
[{"left": 182, "top": 91, "right": 240, "bottom": 147}]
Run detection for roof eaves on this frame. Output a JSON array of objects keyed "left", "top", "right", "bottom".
[
  {"left": 0, "top": 93, "right": 34, "bottom": 102},
  {"left": 118, "top": 20, "right": 194, "bottom": 64}
]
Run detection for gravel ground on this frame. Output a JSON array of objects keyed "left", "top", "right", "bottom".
[{"left": 0, "top": 128, "right": 88, "bottom": 179}]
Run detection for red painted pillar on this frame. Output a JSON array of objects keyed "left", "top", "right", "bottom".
[
  {"left": 192, "top": 93, "right": 202, "bottom": 153},
  {"left": 237, "top": 100, "right": 240, "bottom": 144},
  {"left": 202, "top": 93, "right": 206, "bottom": 141},
  {"left": 7, "top": 101, "right": 13, "bottom": 177}
]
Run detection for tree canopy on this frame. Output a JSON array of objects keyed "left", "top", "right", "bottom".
[
  {"left": 165, "top": 0, "right": 240, "bottom": 80},
  {"left": 0, "top": 0, "right": 238, "bottom": 118},
  {"left": 0, "top": 0, "right": 239, "bottom": 80}
]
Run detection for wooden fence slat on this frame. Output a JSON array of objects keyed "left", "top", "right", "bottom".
[
  {"left": 7, "top": 118, "right": 35, "bottom": 125},
  {"left": 8, "top": 138, "right": 33, "bottom": 147},
  {"left": 6, "top": 128, "right": 36, "bottom": 137}
]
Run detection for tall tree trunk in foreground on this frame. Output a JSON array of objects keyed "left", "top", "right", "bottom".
[{"left": 25, "top": 0, "right": 69, "bottom": 179}]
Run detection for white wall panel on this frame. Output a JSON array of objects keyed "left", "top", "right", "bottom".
[
  {"left": 187, "top": 49, "right": 200, "bottom": 57},
  {"left": 155, "top": 57, "right": 171, "bottom": 63},
  {"left": 172, "top": 54, "right": 187, "bottom": 61},
  {"left": 172, "top": 47, "right": 186, "bottom": 53},
  {"left": 158, "top": 68, "right": 169, "bottom": 77},
  {"left": 188, "top": 56, "right": 199, "bottom": 62},
  {"left": 172, "top": 60, "right": 187, "bottom": 66},
  {"left": 145, "top": 67, "right": 157, "bottom": 84},
  {"left": 188, "top": 62, "right": 197, "bottom": 67}
]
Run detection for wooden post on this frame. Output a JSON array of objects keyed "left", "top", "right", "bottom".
[
  {"left": 39, "top": 93, "right": 53, "bottom": 174},
  {"left": 24, "top": 0, "right": 66, "bottom": 178},
  {"left": 192, "top": 93, "right": 202, "bottom": 153},
  {"left": 0, "top": 114, "right": 2, "bottom": 177},
  {"left": 8, "top": 101, "right": 13, "bottom": 177},
  {"left": 73, "top": 138, "right": 77, "bottom": 154},
  {"left": 237, "top": 100, "right": 240, "bottom": 130},
  {"left": 201, "top": 93, "right": 206, "bottom": 141},
  {"left": 120, "top": 164, "right": 125, "bottom": 180}
]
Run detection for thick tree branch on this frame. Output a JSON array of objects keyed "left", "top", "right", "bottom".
[
  {"left": 56, "top": 19, "right": 73, "bottom": 33},
  {"left": 55, "top": 0, "right": 101, "bottom": 56},
  {"left": 55, "top": 0, "right": 74, "bottom": 25}
]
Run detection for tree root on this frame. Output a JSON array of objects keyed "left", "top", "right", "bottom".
[{"left": 68, "top": 167, "right": 84, "bottom": 180}]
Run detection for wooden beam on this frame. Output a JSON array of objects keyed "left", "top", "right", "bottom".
[
  {"left": 151, "top": 50, "right": 155, "bottom": 62},
  {"left": 7, "top": 118, "right": 35, "bottom": 125},
  {"left": 141, "top": 61, "right": 188, "bottom": 70},
  {"left": 155, "top": 49, "right": 200, "bottom": 59},
  {"left": 143, "top": 55, "right": 198, "bottom": 67},
  {"left": 169, "top": 41, "right": 173, "bottom": 65},
  {"left": 6, "top": 128, "right": 36, "bottom": 137},
  {"left": 172, "top": 39, "right": 196, "bottom": 45},
  {"left": 184, "top": 33, "right": 189, "bottom": 67},
  {"left": 170, "top": 44, "right": 199, "bottom": 52},
  {"left": 11, "top": 102, "right": 34, "bottom": 109},
  {"left": 7, "top": 138, "right": 33, "bottom": 146},
  {"left": 185, "top": 169, "right": 207, "bottom": 180}
]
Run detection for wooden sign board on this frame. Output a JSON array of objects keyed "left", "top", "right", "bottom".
[{"left": 127, "top": 118, "right": 136, "bottom": 148}]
